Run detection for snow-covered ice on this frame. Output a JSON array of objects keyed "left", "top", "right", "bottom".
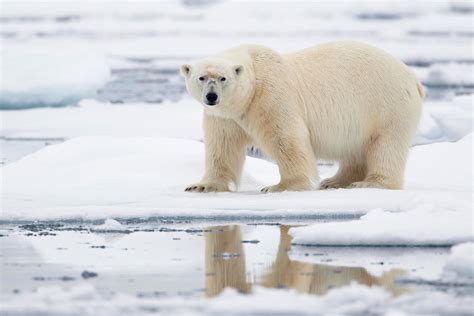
[
  {"left": 0, "top": 43, "right": 110, "bottom": 109},
  {"left": 1, "top": 134, "right": 472, "bottom": 227},
  {"left": 1, "top": 282, "right": 472, "bottom": 316},
  {"left": 442, "top": 242, "right": 474, "bottom": 284},
  {"left": 289, "top": 205, "right": 472, "bottom": 247},
  {"left": 0, "top": 99, "right": 203, "bottom": 140}
]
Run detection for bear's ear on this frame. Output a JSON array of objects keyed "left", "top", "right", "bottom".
[
  {"left": 180, "top": 64, "right": 192, "bottom": 77},
  {"left": 234, "top": 65, "right": 244, "bottom": 76}
]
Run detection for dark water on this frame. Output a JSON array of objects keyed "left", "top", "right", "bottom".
[
  {"left": 96, "top": 57, "right": 187, "bottom": 105},
  {"left": 96, "top": 57, "right": 473, "bottom": 106}
]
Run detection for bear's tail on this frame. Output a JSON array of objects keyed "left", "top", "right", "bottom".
[{"left": 416, "top": 81, "right": 425, "bottom": 99}]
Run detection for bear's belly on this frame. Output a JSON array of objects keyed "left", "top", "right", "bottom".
[{"left": 304, "top": 103, "right": 371, "bottom": 161}]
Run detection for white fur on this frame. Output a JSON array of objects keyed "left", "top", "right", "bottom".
[{"left": 182, "top": 41, "right": 423, "bottom": 192}]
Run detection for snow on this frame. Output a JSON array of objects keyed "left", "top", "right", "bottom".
[
  {"left": 1, "top": 282, "right": 472, "bottom": 316},
  {"left": 0, "top": 44, "right": 110, "bottom": 109},
  {"left": 442, "top": 242, "right": 474, "bottom": 284}
]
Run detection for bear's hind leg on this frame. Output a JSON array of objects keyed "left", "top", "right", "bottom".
[
  {"left": 348, "top": 133, "right": 409, "bottom": 190},
  {"left": 260, "top": 135, "right": 318, "bottom": 193},
  {"left": 319, "top": 160, "right": 366, "bottom": 189}
]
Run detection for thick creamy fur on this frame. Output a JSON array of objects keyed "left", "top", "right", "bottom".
[{"left": 182, "top": 41, "right": 423, "bottom": 192}]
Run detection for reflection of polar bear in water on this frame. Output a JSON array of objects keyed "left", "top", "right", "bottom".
[
  {"left": 181, "top": 41, "right": 423, "bottom": 192},
  {"left": 203, "top": 225, "right": 407, "bottom": 297}
]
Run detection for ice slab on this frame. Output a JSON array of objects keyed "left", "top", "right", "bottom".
[
  {"left": 1, "top": 134, "right": 471, "bottom": 222},
  {"left": 289, "top": 205, "right": 473, "bottom": 247},
  {"left": 0, "top": 99, "right": 203, "bottom": 140}
]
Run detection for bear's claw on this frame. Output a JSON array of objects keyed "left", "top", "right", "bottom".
[
  {"left": 185, "top": 183, "right": 229, "bottom": 193},
  {"left": 319, "top": 178, "right": 344, "bottom": 190},
  {"left": 261, "top": 184, "right": 287, "bottom": 193},
  {"left": 347, "top": 181, "right": 386, "bottom": 189}
]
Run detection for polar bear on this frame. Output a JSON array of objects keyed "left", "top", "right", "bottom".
[{"left": 181, "top": 41, "right": 423, "bottom": 193}]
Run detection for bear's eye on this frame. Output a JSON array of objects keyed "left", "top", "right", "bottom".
[
  {"left": 198, "top": 76, "right": 205, "bottom": 81},
  {"left": 220, "top": 77, "right": 226, "bottom": 82}
]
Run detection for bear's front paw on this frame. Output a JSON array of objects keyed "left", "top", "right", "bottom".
[
  {"left": 319, "top": 177, "right": 345, "bottom": 190},
  {"left": 261, "top": 183, "right": 308, "bottom": 193},
  {"left": 184, "top": 183, "right": 228, "bottom": 193},
  {"left": 347, "top": 181, "right": 386, "bottom": 189},
  {"left": 261, "top": 184, "right": 287, "bottom": 193}
]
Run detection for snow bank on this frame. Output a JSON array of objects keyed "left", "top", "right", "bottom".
[
  {"left": 1, "top": 134, "right": 471, "bottom": 222},
  {"left": 1, "top": 283, "right": 472, "bottom": 316},
  {"left": 442, "top": 242, "right": 474, "bottom": 283},
  {"left": 0, "top": 43, "right": 110, "bottom": 109}
]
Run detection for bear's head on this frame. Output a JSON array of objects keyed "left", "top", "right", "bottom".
[{"left": 180, "top": 58, "right": 254, "bottom": 118}]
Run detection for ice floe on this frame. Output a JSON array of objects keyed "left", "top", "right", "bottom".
[
  {"left": 1, "top": 134, "right": 471, "bottom": 224},
  {"left": 442, "top": 242, "right": 474, "bottom": 284},
  {"left": 289, "top": 205, "right": 472, "bottom": 247},
  {"left": 0, "top": 43, "right": 110, "bottom": 109}
]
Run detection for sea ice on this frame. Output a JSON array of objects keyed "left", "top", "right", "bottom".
[
  {"left": 0, "top": 43, "right": 110, "bottom": 109},
  {"left": 1, "top": 134, "right": 471, "bottom": 229},
  {"left": 1, "top": 282, "right": 472, "bottom": 316}
]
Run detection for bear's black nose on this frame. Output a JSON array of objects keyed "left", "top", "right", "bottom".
[{"left": 206, "top": 92, "right": 218, "bottom": 104}]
